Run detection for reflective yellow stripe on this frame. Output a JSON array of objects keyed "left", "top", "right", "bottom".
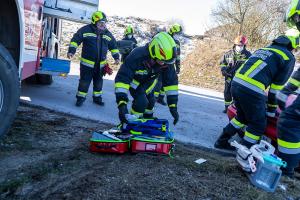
[
  {"left": 103, "top": 35, "right": 112, "bottom": 41},
  {"left": 100, "top": 60, "right": 107, "bottom": 65},
  {"left": 245, "top": 60, "right": 263, "bottom": 76},
  {"left": 118, "top": 101, "right": 127, "bottom": 106},
  {"left": 111, "top": 49, "right": 119, "bottom": 53},
  {"left": 93, "top": 91, "right": 103, "bottom": 95},
  {"left": 289, "top": 78, "right": 300, "bottom": 87},
  {"left": 261, "top": 48, "right": 289, "bottom": 61},
  {"left": 231, "top": 118, "right": 245, "bottom": 128},
  {"left": 235, "top": 73, "right": 265, "bottom": 90},
  {"left": 146, "top": 79, "right": 158, "bottom": 94},
  {"left": 169, "top": 104, "right": 176, "bottom": 108},
  {"left": 278, "top": 139, "right": 300, "bottom": 149},
  {"left": 70, "top": 42, "right": 78, "bottom": 48},
  {"left": 130, "top": 108, "right": 143, "bottom": 115},
  {"left": 80, "top": 57, "right": 95, "bottom": 65},
  {"left": 220, "top": 64, "right": 227, "bottom": 67},
  {"left": 115, "top": 82, "right": 130, "bottom": 89},
  {"left": 164, "top": 85, "right": 178, "bottom": 91},
  {"left": 83, "top": 33, "right": 97, "bottom": 37},
  {"left": 267, "top": 104, "right": 277, "bottom": 108},
  {"left": 130, "top": 130, "right": 142, "bottom": 135},
  {"left": 245, "top": 131, "right": 260, "bottom": 141},
  {"left": 270, "top": 83, "right": 284, "bottom": 90}
]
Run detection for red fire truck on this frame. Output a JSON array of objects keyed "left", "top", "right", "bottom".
[{"left": 0, "top": 0, "right": 99, "bottom": 137}]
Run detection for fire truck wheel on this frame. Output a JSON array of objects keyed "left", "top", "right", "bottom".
[{"left": 0, "top": 43, "right": 20, "bottom": 138}]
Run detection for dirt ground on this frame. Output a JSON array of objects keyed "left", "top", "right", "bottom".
[{"left": 0, "top": 104, "right": 300, "bottom": 200}]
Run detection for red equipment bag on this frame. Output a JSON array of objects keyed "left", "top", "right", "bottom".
[
  {"left": 89, "top": 131, "right": 130, "bottom": 154},
  {"left": 130, "top": 135, "right": 175, "bottom": 156}
]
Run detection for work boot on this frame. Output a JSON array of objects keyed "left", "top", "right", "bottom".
[
  {"left": 93, "top": 96, "right": 104, "bottom": 106},
  {"left": 214, "top": 126, "right": 236, "bottom": 151},
  {"left": 157, "top": 95, "right": 167, "bottom": 106},
  {"left": 223, "top": 105, "right": 229, "bottom": 113},
  {"left": 76, "top": 97, "right": 85, "bottom": 107}
]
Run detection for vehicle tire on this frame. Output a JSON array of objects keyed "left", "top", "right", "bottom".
[{"left": 0, "top": 43, "right": 20, "bottom": 138}]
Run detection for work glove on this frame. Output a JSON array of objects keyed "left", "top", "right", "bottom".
[
  {"left": 103, "top": 64, "right": 113, "bottom": 76},
  {"left": 118, "top": 103, "right": 128, "bottom": 124},
  {"left": 114, "top": 59, "right": 120, "bottom": 65},
  {"left": 67, "top": 53, "right": 74, "bottom": 59},
  {"left": 276, "top": 91, "right": 288, "bottom": 111},
  {"left": 169, "top": 107, "right": 179, "bottom": 125}
]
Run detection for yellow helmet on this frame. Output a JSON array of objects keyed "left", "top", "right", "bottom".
[
  {"left": 168, "top": 23, "right": 182, "bottom": 36},
  {"left": 124, "top": 25, "right": 134, "bottom": 35},
  {"left": 149, "top": 32, "right": 177, "bottom": 64},
  {"left": 91, "top": 11, "right": 107, "bottom": 24},
  {"left": 286, "top": 0, "right": 300, "bottom": 29}
]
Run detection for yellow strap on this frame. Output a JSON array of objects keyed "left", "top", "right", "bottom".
[
  {"left": 80, "top": 57, "right": 95, "bottom": 65},
  {"left": 111, "top": 49, "right": 119, "bottom": 53},
  {"left": 289, "top": 78, "right": 300, "bottom": 87},
  {"left": 164, "top": 85, "right": 178, "bottom": 91},
  {"left": 115, "top": 82, "right": 130, "bottom": 89},
  {"left": 169, "top": 104, "right": 176, "bottom": 108},
  {"left": 70, "top": 42, "right": 78, "bottom": 48},
  {"left": 245, "top": 131, "right": 260, "bottom": 141},
  {"left": 261, "top": 48, "right": 289, "bottom": 61},
  {"left": 146, "top": 79, "right": 158, "bottom": 94},
  {"left": 270, "top": 83, "right": 284, "bottom": 90},
  {"left": 278, "top": 139, "right": 300, "bottom": 149},
  {"left": 118, "top": 101, "right": 127, "bottom": 106}
]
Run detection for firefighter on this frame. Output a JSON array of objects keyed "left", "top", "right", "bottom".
[
  {"left": 121, "top": 25, "right": 138, "bottom": 62},
  {"left": 154, "top": 23, "right": 183, "bottom": 106},
  {"left": 214, "top": 33, "right": 298, "bottom": 150},
  {"left": 115, "top": 32, "right": 179, "bottom": 125},
  {"left": 220, "top": 36, "right": 251, "bottom": 113},
  {"left": 275, "top": 0, "right": 300, "bottom": 178},
  {"left": 67, "top": 11, "right": 120, "bottom": 107}
]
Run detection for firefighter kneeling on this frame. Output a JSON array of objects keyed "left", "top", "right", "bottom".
[
  {"left": 215, "top": 32, "right": 298, "bottom": 150},
  {"left": 114, "top": 32, "right": 179, "bottom": 125}
]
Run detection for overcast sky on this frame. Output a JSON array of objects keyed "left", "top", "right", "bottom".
[{"left": 99, "top": 0, "right": 218, "bottom": 35}]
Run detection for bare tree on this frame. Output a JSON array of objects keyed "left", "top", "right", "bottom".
[{"left": 211, "top": 0, "right": 290, "bottom": 48}]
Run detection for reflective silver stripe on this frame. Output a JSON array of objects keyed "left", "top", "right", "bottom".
[
  {"left": 166, "top": 90, "right": 179, "bottom": 96},
  {"left": 269, "top": 88, "right": 278, "bottom": 94},
  {"left": 233, "top": 77, "right": 265, "bottom": 95},
  {"left": 130, "top": 81, "right": 140, "bottom": 89},
  {"left": 230, "top": 121, "right": 241, "bottom": 129},
  {"left": 83, "top": 33, "right": 97, "bottom": 37},
  {"left": 278, "top": 146, "right": 300, "bottom": 154},
  {"left": 80, "top": 61, "right": 94, "bottom": 68},
  {"left": 248, "top": 61, "right": 267, "bottom": 78},
  {"left": 276, "top": 92, "right": 288, "bottom": 102},
  {"left": 243, "top": 136, "right": 259, "bottom": 144},
  {"left": 115, "top": 88, "right": 128, "bottom": 93}
]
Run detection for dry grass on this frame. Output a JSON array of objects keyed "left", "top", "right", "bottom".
[{"left": 180, "top": 37, "right": 232, "bottom": 92}]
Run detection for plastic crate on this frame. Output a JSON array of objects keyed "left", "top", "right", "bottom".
[{"left": 39, "top": 57, "right": 70, "bottom": 75}]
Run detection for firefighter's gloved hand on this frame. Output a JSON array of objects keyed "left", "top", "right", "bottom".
[
  {"left": 276, "top": 91, "right": 288, "bottom": 111},
  {"left": 114, "top": 59, "right": 120, "bottom": 65},
  {"left": 67, "top": 53, "right": 74, "bottom": 59},
  {"left": 169, "top": 107, "right": 179, "bottom": 125},
  {"left": 118, "top": 103, "right": 128, "bottom": 123},
  {"left": 103, "top": 64, "right": 113, "bottom": 75},
  {"left": 221, "top": 68, "right": 227, "bottom": 77}
]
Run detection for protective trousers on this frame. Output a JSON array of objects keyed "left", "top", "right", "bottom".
[
  {"left": 76, "top": 64, "right": 103, "bottom": 99},
  {"left": 227, "top": 83, "right": 267, "bottom": 145},
  {"left": 154, "top": 75, "right": 165, "bottom": 98},
  {"left": 277, "top": 96, "right": 300, "bottom": 170},
  {"left": 129, "top": 86, "right": 156, "bottom": 118},
  {"left": 224, "top": 78, "right": 233, "bottom": 107}
]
